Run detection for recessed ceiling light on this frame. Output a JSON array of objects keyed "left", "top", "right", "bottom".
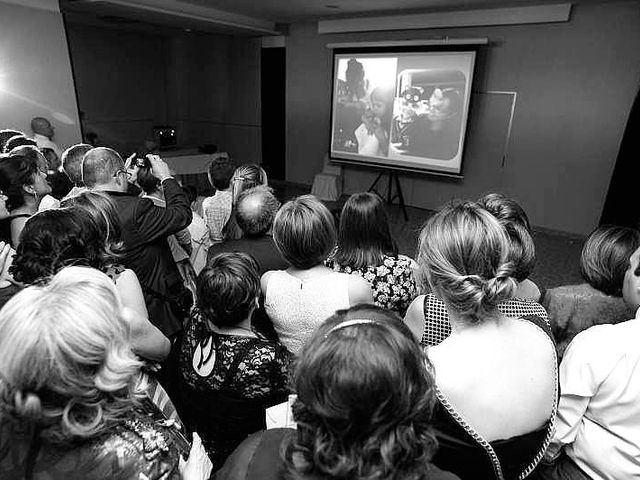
[
  {"left": 325, "top": 4, "right": 340, "bottom": 9},
  {"left": 184, "top": 28, "right": 192, "bottom": 32}
]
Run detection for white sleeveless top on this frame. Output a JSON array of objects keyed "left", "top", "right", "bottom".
[{"left": 265, "top": 270, "right": 351, "bottom": 354}]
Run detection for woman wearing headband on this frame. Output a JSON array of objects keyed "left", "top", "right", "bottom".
[
  {"left": 217, "top": 304, "right": 459, "bottom": 480},
  {"left": 418, "top": 202, "right": 557, "bottom": 480}
]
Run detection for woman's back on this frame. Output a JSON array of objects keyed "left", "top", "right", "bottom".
[
  {"left": 431, "top": 316, "right": 556, "bottom": 441},
  {"left": 263, "top": 269, "right": 352, "bottom": 353},
  {"left": 179, "top": 311, "right": 291, "bottom": 469},
  {"left": 430, "top": 315, "right": 557, "bottom": 479},
  {"left": 327, "top": 253, "right": 417, "bottom": 315}
]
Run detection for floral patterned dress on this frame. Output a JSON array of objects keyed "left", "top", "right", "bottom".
[{"left": 327, "top": 254, "right": 418, "bottom": 315}]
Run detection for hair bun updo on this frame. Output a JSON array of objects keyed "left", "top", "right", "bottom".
[{"left": 418, "top": 201, "right": 517, "bottom": 324}]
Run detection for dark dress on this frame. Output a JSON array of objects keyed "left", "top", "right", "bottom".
[
  {"left": 431, "top": 315, "right": 558, "bottom": 480},
  {"left": 216, "top": 428, "right": 461, "bottom": 480},
  {"left": 0, "top": 399, "right": 189, "bottom": 480},
  {"left": 178, "top": 311, "right": 291, "bottom": 470}
]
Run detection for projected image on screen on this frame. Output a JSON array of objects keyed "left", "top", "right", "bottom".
[{"left": 330, "top": 51, "right": 476, "bottom": 175}]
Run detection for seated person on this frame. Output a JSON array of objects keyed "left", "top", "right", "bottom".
[
  {"left": 182, "top": 185, "right": 210, "bottom": 275},
  {"left": 11, "top": 206, "right": 169, "bottom": 362},
  {"left": 202, "top": 153, "right": 235, "bottom": 244},
  {"left": 542, "top": 225, "right": 639, "bottom": 358},
  {"left": 417, "top": 202, "right": 557, "bottom": 480},
  {"left": 538, "top": 244, "right": 640, "bottom": 480},
  {"left": 178, "top": 252, "right": 291, "bottom": 470},
  {"left": 217, "top": 305, "right": 460, "bottom": 480},
  {"left": 326, "top": 192, "right": 417, "bottom": 315},
  {"left": 262, "top": 195, "right": 372, "bottom": 354},
  {"left": 477, "top": 193, "right": 541, "bottom": 300},
  {"left": 222, "top": 164, "right": 269, "bottom": 241},
  {"left": 208, "top": 185, "right": 287, "bottom": 276},
  {"left": 405, "top": 194, "right": 547, "bottom": 346},
  {"left": 0, "top": 266, "right": 211, "bottom": 480}
]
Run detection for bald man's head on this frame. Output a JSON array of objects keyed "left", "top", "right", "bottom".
[
  {"left": 82, "top": 147, "right": 125, "bottom": 189},
  {"left": 236, "top": 186, "right": 280, "bottom": 237},
  {"left": 31, "top": 117, "right": 54, "bottom": 138},
  {"left": 61, "top": 143, "right": 93, "bottom": 186}
]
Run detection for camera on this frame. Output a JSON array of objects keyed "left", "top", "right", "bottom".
[{"left": 135, "top": 155, "right": 150, "bottom": 169}]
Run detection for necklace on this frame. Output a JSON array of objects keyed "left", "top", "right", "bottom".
[{"left": 208, "top": 321, "right": 256, "bottom": 338}]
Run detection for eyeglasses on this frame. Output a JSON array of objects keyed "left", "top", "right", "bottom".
[{"left": 113, "top": 169, "right": 132, "bottom": 179}]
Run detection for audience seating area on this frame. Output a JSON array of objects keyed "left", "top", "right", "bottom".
[{"left": 0, "top": 122, "right": 637, "bottom": 480}]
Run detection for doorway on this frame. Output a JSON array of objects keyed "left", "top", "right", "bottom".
[{"left": 261, "top": 46, "right": 286, "bottom": 181}]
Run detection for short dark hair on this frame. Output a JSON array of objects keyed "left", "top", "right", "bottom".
[
  {"left": 477, "top": 193, "right": 535, "bottom": 282},
  {"left": 273, "top": 195, "right": 336, "bottom": 270},
  {"left": 285, "top": 305, "right": 437, "bottom": 479},
  {"left": 332, "top": 192, "right": 398, "bottom": 270},
  {"left": 0, "top": 130, "right": 23, "bottom": 152},
  {"left": 196, "top": 252, "right": 260, "bottom": 328},
  {"left": 61, "top": 144, "right": 93, "bottom": 186},
  {"left": 580, "top": 225, "right": 640, "bottom": 296},
  {"left": 81, "top": 147, "right": 124, "bottom": 188},
  {"left": 10, "top": 209, "right": 106, "bottom": 284},
  {"left": 207, "top": 154, "right": 235, "bottom": 190},
  {"left": 236, "top": 186, "right": 280, "bottom": 237},
  {"left": 0, "top": 154, "right": 40, "bottom": 211},
  {"left": 4, "top": 136, "right": 37, "bottom": 153},
  {"left": 136, "top": 160, "right": 160, "bottom": 195}
]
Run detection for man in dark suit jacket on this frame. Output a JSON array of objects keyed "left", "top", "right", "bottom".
[
  {"left": 82, "top": 147, "right": 192, "bottom": 339},
  {"left": 207, "top": 185, "right": 287, "bottom": 275}
]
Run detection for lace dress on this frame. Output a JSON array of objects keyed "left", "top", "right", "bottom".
[
  {"left": 326, "top": 254, "right": 417, "bottom": 315},
  {"left": 178, "top": 310, "right": 292, "bottom": 469}
]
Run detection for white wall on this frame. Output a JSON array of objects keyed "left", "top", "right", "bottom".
[
  {"left": 0, "top": 1, "right": 81, "bottom": 150},
  {"left": 285, "top": 1, "right": 640, "bottom": 235}
]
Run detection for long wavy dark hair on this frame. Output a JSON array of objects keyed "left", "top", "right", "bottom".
[
  {"left": 10, "top": 209, "right": 107, "bottom": 284},
  {"left": 331, "top": 192, "right": 398, "bottom": 270},
  {"left": 284, "top": 305, "right": 438, "bottom": 480}
]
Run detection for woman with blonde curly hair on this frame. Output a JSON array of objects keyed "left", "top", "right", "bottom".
[
  {"left": 416, "top": 202, "right": 557, "bottom": 480},
  {"left": 218, "top": 304, "right": 459, "bottom": 480},
  {"left": 0, "top": 266, "right": 211, "bottom": 479}
]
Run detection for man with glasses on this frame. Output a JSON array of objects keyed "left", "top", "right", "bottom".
[{"left": 81, "top": 147, "right": 192, "bottom": 343}]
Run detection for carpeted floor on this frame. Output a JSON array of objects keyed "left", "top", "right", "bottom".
[{"left": 272, "top": 181, "right": 586, "bottom": 292}]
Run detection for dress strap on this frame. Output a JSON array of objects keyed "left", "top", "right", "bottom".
[{"left": 434, "top": 385, "right": 505, "bottom": 480}]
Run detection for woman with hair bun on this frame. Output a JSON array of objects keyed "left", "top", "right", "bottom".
[
  {"left": 416, "top": 202, "right": 557, "bottom": 480},
  {"left": 218, "top": 304, "right": 459, "bottom": 480},
  {"left": 0, "top": 266, "right": 211, "bottom": 480},
  {"left": 406, "top": 193, "right": 548, "bottom": 347}
]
